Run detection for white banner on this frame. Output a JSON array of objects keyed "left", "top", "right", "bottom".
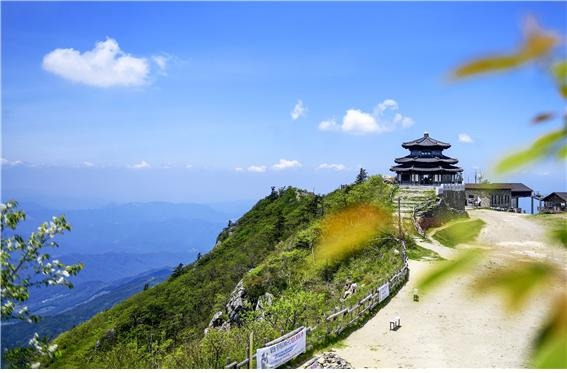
[
  {"left": 256, "top": 327, "right": 306, "bottom": 369},
  {"left": 378, "top": 282, "right": 390, "bottom": 303}
]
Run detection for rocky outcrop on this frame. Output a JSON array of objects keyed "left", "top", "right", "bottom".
[
  {"left": 340, "top": 280, "right": 357, "bottom": 302},
  {"left": 206, "top": 280, "right": 252, "bottom": 333},
  {"left": 95, "top": 329, "right": 116, "bottom": 351},
  {"left": 226, "top": 280, "right": 247, "bottom": 325},
  {"left": 304, "top": 352, "right": 352, "bottom": 369},
  {"left": 414, "top": 197, "right": 468, "bottom": 233},
  {"left": 255, "top": 292, "right": 274, "bottom": 318},
  {"left": 208, "top": 311, "right": 224, "bottom": 328}
]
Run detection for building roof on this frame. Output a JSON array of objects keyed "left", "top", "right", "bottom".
[
  {"left": 394, "top": 156, "right": 458, "bottom": 164},
  {"left": 402, "top": 132, "right": 451, "bottom": 149},
  {"left": 390, "top": 165, "right": 463, "bottom": 173},
  {"left": 542, "top": 192, "right": 567, "bottom": 202},
  {"left": 465, "top": 183, "right": 533, "bottom": 194}
]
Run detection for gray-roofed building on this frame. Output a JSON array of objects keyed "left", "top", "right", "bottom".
[
  {"left": 464, "top": 183, "right": 533, "bottom": 211},
  {"left": 541, "top": 192, "right": 567, "bottom": 213}
]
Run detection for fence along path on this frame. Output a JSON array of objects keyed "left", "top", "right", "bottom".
[{"left": 224, "top": 240, "right": 410, "bottom": 369}]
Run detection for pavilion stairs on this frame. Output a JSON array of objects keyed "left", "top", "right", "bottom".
[{"left": 392, "top": 186, "right": 437, "bottom": 221}]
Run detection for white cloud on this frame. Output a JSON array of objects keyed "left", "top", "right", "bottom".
[
  {"left": 129, "top": 160, "right": 151, "bottom": 169},
  {"left": 272, "top": 159, "right": 302, "bottom": 170},
  {"left": 342, "top": 109, "right": 380, "bottom": 134},
  {"left": 318, "top": 118, "right": 339, "bottom": 131},
  {"left": 42, "top": 38, "right": 150, "bottom": 87},
  {"left": 185, "top": 164, "right": 193, "bottom": 169},
  {"left": 458, "top": 133, "right": 474, "bottom": 143},
  {"left": 393, "top": 112, "right": 415, "bottom": 128},
  {"left": 321, "top": 99, "right": 414, "bottom": 135},
  {"left": 152, "top": 55, "right": 168, "bottom": 75},
  {"left": 1, "top": 158, "right": 23, "bottom": 166},
  {"left": 83, "top": 161, "right": 94, "bottom": 167},
  {"left": 247, "top": 165, "right": 267, "bottom": 173},
  {"left": 376, "top": 99, "right": 399, "bottom": 114},
  {"left": 317, "top": 163, "right": 346, "bottom": 171},
  {"left": 235, "top": 167, "right": 244, "bottom": 172},
  {"left": 290, "top": 100, "right": 307, "bottom": 120}
]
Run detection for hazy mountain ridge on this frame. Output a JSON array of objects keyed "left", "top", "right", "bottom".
[{"left": 1, "top": 267, "right": 172, "bottom": 351}]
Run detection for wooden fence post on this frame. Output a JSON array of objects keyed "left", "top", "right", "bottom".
[
  {"left": 249, "top": 331, "right": 254, "bottom": 369},
  {"left": 398, "top": 196, "right": 402, "bottom": 238}
]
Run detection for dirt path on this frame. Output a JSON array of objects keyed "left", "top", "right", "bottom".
[
  {"left": 467, "top": 209, "right": 566, "bottom": 270},
  {"left": 333, "top": 210, "right": 564, "bottom": 368}
]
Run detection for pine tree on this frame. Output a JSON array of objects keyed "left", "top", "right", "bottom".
[
  {"left": 170, "top": 263, "right": 184, "bottom": 280},
  {"left": 355, "top": 168, "right": 368, "bottom": 184}
]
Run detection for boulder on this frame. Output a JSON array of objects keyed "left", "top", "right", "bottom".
[
  {"left": 341, "top": 281, "right": 358, "bottom": 302},
  {"left": 208, "top": 311, "right": 224, "bottom": 328}
]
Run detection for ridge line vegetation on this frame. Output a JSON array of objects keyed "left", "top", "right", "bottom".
[{"left": 10, "top": 175, "right": 416, "bottom": 369}]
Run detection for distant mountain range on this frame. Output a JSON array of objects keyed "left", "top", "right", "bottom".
[
  {"left": 14, "top": 201, "right": 246, "bottom": 256},
  {"left": 1, "top": 267, "right": 172, "bottom": 351},
  {"left": 0, "top": 199, "right": 254, "bottom": 354}
]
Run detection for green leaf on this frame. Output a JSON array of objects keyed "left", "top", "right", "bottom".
[
  {"left": 494, "top": 128, "right": 567, "bottom": 174},
  {"left": 532, "top": 293, "right": 567, "bottom": 368},
  {"left": 551, "top": 60, "right": 567, "bottom": 84},
  {"left": 474, "top": 261, "right": 557, "bottom": 312},
  {"left": 558, "top": 144, "right": 567, "bottom": 159},
  {"left": 451, "top": 26, "right": 558, "bottom": 79},
  {"left": 416, "top": 249, "right": 482, "bottom": 293}
]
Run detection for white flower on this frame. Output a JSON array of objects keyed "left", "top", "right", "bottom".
[
  {"left": 48, "top": 344, "right": 58, "bottom": 353},
  {"left": 31, "top": 362, "right": 40, "bottom": 369}
]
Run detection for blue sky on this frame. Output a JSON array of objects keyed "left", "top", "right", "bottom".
[{"left": 1, "top": 1, "right": 566, "bottom": 209}]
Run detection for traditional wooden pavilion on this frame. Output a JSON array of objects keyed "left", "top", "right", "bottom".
[{"left": 390, "top": 132, "right": 463, "bottom": 185}]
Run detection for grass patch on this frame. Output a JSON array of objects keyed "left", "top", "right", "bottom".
[
  {"left": 528, "top": 213, "right": 567, "bottom": 248},
  {"left": 407, "top": 243, "right": 444, "bottom": 261},
  {"left": 432, "top": 219, "right": 486, "bottom": 248}
]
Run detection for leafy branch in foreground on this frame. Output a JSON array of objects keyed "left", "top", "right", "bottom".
[
  {"left": 1, "top": 200, "right": 83, "bottom": 323},
  {"left": 1, "top": 200, "right": 83, "bottom": 368},
  {"left": 452, "top": 16, "right": 566, "bottom": 174},
  {"left": 419, "top": 16, "right": 567, "bottom": 368}
]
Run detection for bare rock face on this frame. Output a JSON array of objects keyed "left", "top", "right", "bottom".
[
  {"left": 304, "top": 352, "right": 352, "bottom": 369},
  {"left": 205, "top": 280, "right": 251, "bottom": 333},
  {"left": 226, "top": 280, "right": 247, "bottom": 325},
  {"left": 209, "top": 311, "right": 224, "bottom": 328},
  {"left": 255, "top": 292, "right": 274, "bottom": 320}
]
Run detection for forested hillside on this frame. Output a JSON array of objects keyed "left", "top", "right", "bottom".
[{"left": 38, "top": 176, "right": 409, "bottom": 368}]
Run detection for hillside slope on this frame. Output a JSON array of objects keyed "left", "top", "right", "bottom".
[{"left": 39, "top": 177, "right": 408, "bottom": 368}]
